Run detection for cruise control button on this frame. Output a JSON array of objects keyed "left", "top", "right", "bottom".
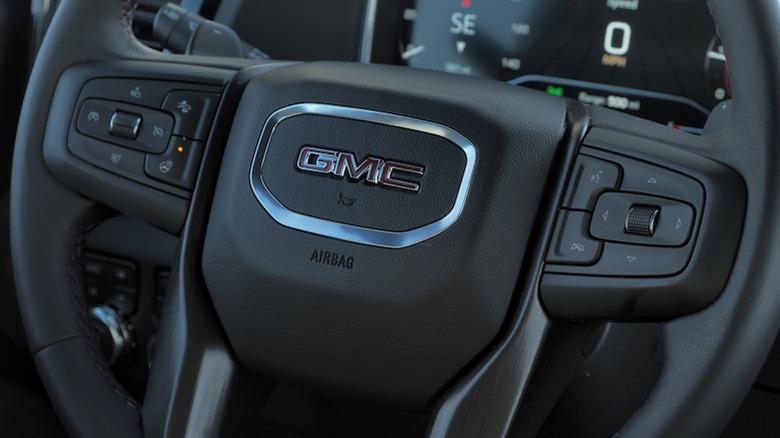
[
  {"left": 76, "top": 99, "right": 173, "bottom": 154},
  {"left": 162, "top": 90, "right": 220, "bottom": 141},
  {"left": 77, "top": 99, "right": 113, "bottom": 138},
  {"left": 134, "top": 109, "right": 174, "bottom": 154},
  {"left": 563, "top": 155, "right": 621, "bottom": 210},
  {"left": 109, "top": 111, "right": 142, "bottom": 140},
  {"left": 145, "top": 136, "right": 204, "bottom": 189},
  {"left": 547, "top": 210, "right": 602, "bottom": 265},
  {"left": 80, "top": 78, "right": 174, "bottom": 108},
  {"left": 76, "top": 136, "right": 146, "bottom": 175}
]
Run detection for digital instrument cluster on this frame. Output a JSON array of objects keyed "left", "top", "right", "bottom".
[{"left": 394, "top": 0, "right": 727, "bottom": 132}]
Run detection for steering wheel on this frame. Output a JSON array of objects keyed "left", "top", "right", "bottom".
[{"left": 9, "top": 0, "right": 779, "bottom": 436}]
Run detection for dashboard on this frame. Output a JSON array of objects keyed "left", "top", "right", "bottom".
[{"left": 208, "top": 0, "right": 726, "bottom": 134}]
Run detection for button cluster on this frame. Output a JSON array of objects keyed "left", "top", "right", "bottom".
[
  {"left": 82, "top": 252, "right": 138, "bottom": 315},
  {"left": 77, "top": 98, "right": 174, "bottom": 154},
  {"left": 590, "top": 192, "right": 694, "bottom": 247},
  {"left": 540, "top": 129, "right": 745, "bottom": 321},
  {"left": 546, "top": 152, "right": 702, "bottom": 278},
  {"left": 69, "top": 78, "right": 221, "bottom": 192}
]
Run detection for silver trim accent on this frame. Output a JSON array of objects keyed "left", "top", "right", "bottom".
[
  {"left": 89, "top": 305, "right": 133, "bottom": 367},
  {"left": 359, "top": 0, "right": 378, "bottom": 63},
  {"left": 250, "top": 104, "right": 477, "bottom": 249}
]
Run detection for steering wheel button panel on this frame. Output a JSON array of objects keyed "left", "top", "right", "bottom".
[
  {"left": 563, "top": 155, "right": 621, "bottom": 210},
  {"left": 541, "top": 128, "right": 745, "bottom": 321},
  {"left": 161, "top": 90, "right": 220, "bottom": 141},
  {"left": 547, "top": 210, "right": 602, "bottom": 265},
  {"left": 590, "top": 192, "right": 695, "bottom": 247},
  {"left": 75, "top": 98, "right": 173, "bottom": 154},
  {"left": 60, "top": 73, "right": 224, "bottom": 209}
]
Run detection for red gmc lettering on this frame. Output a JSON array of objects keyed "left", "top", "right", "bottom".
[
  {"left": 334, "top": 154, "right": 383, "bottom": 183},
  {"left": 297, "top": 146, "right": 339, "bottom": 174},
  {"left": 296, "top": 146, "right": 424, "bottom": 193}
]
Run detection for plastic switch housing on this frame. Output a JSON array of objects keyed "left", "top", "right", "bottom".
[{"left": 541, "top": 128, "right": 746, "bottom": 321}]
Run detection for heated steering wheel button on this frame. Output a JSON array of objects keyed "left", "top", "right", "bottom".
[
  {"left": 547, "top": 210, "right": 602, "bottom": 265},
  {"left": 563, "top": 155, "right": 621, "bottom": 210},
  {"left": 145, "top": 136, "right": 204, "bottom": 189}
]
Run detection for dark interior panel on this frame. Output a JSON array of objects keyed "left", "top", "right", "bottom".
[{"left": 214, "top": 0, "right": 366, "bottom": 61}]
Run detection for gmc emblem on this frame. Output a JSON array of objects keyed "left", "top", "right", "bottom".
[{"left": 296, "top": 146, "right": 425, "bottom": 192}]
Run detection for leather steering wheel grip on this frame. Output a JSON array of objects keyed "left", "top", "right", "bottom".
[{"left": 11, "top": 0, "right": 150, "bottom": 436}]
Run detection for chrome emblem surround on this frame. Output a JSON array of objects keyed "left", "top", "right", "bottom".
[{"left": 249, "top": 103, "right": 476, "bottom": 249}]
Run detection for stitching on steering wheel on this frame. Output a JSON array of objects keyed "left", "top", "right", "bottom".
[
  {"left": 68, "top": 213, "right": 142, "bottom": 412},
  {"left": 121, "top": 0, "right": 140, "bottom": 37}
]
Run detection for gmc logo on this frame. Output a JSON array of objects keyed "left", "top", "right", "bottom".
[{"left": 296, "top": 146, "right": 425, "bottom": 192}]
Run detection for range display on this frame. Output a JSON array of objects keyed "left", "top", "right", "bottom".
[{"left": 398, "top": 0, "right": 727, "bottom": 131}]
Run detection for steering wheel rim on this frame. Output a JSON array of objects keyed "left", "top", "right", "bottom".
[{"left": 9, "top": 0, "right": 780, "bottom": 436}]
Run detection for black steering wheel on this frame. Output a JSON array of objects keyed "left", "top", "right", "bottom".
[{"left": 9, "top": 0, "right": 780, "bottom": 436}]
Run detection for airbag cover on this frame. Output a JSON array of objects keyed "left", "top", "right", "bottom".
[{"left": 202, "top": 62, "right": 567, "bottom": 407}]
